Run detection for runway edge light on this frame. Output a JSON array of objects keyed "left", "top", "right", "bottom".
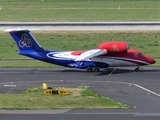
[{"left": 43, "top": 83, "right": 48, "bottom": 89}]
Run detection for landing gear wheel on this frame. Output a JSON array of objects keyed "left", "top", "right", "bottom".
[
  {"left": 135, "top": 68, "right": 139, "bottom": 72},
  {"left": 87, "top": 67, "right": 92, "bottom": 72},
  {"left": 93, "top": 67, "right": 100, "bottom": 72}
]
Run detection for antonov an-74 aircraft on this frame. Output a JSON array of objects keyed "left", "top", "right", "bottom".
[{"left": 5, "top": 29, "right": 156, "bottom": 72}]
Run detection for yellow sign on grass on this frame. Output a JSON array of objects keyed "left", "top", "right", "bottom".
[{"left": 43, "top": 83, "right": 48, "bottom": 89}]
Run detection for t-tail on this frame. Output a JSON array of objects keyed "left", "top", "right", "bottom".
[{"left": 5, "top": 29, "right": 46, "bottom": 60}]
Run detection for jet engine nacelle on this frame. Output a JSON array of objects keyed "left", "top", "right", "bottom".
[{"left": 99, "top": 42, "right": 129, "bottom": 53}]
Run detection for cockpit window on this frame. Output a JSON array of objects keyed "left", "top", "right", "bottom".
[
  {"left": 134, "top": 53, "right": 144, "bottom": 57},
  {"left": 141, "top": 53, "right": 145, "bottom": 56}
]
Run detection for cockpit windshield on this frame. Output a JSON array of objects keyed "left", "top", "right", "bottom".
[{"left": 134, "top": 53, "right": 144, "bottom": 57}]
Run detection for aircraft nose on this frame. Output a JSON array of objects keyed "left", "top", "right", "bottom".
[{"left": 146, "top": 56, "right": 156, "bottom": 64}]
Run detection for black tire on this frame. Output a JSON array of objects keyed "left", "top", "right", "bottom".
[
  {"left": 87, "top": 67, "right": 92, "bottom": 72},
  {"left": 135, "top": 68, "right": 139, "bottom": 72},
  {"left": 93, "top": 67, "right": 100, "bottom": 72}
]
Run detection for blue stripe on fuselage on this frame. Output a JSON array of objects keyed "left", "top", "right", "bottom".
[
  {"left": 45, "top": 51, "right": 76, "bottom": 66},
  {"left": 20, "top": 50, "right": 109, "bottom": 68}
]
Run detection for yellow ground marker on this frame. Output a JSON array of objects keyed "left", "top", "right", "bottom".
[{"left": 43, "top": 83, "right": 48, "bottom": 89}]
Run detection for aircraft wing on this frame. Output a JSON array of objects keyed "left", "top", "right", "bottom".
[{"left": 75, "top": 49, "right": 107, "bottom": 61}]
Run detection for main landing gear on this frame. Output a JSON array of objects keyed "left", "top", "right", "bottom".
[
  {"left": 86, "top": 67, "right": 100, "bottom": 72},
  {"left": 135, "top": 66, "right": 140, "bottom": 72}
]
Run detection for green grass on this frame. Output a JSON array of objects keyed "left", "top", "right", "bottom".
[
  {"left": 0, "top": 0, "right": 160, "bottom": 21},
  {"left": 0, "top": 31, "right": 160, "bottom": 60},
  {"left": 150, "top": 60, "right": 160, "bottom": 67},
  {"left": 0, "top": 87, "right": 129, "bottom": 109}
]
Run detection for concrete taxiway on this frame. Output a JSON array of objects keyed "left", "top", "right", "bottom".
[{"left": 0, "top": 67, "right": 159, "bottom": 120}]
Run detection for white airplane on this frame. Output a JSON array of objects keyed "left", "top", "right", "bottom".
[{"left": 5, "top": 29, "right": 156, "bottom": 72}]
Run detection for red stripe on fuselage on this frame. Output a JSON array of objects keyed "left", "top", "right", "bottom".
[
  {"left": 112, "top": 57, "right": 149, "bottom": 65},
  {"left": 100, "top": 49, "right": 149, "bottom": 65},
  {"left": 71, "top": 49, "right": 150, "bottom": 65}
]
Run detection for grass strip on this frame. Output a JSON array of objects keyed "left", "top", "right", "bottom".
[
  {"left": 0, "top": 0, "right": 160, "bottom": 21},
  {"left": 149, "top": 60, "right": 160, "bottom": 67},
  {"left": 0, "top": 87, "right": 129, "bottom": 109},
  {"left": 0, "top": 31, "right": 160, "bottom": 60}
]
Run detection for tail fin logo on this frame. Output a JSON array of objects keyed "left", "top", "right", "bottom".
[{"left": 19, "top": 34, "right": 32, "bottom": 48}]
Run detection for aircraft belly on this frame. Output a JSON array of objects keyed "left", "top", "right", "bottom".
[{"left": 90, "top": 57, "right": 137, "bottom": 67}]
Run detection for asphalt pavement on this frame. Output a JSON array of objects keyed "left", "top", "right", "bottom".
[{"left": 0, "top": 67, "right": 159, "bottom": 120}]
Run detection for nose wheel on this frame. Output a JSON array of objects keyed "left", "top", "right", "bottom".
[{"left": 135, "top": 67, "right": 139, "bottom": 72}]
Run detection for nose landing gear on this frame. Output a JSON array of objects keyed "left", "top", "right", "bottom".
[{"left": 135, "top": 66, "right": 139, "bottom": 72}]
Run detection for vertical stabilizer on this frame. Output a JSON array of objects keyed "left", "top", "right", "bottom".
[{"left": 5, "top": 29, "right": 44, "bottom": 52}]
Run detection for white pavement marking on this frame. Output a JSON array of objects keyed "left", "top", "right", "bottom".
[
  {"left": 134, "top": 113, "right": 160, "bottom": 116},
  {"left": 98, "top": 81, "right": 160, "bottom": 97},
  {"left": 3, "top": 85, "right": 17, "bottom": 87}
]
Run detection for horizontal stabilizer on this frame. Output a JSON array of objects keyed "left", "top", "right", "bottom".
[{"left": 75, "top": 49, "right": 107, "bottom": 61}]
